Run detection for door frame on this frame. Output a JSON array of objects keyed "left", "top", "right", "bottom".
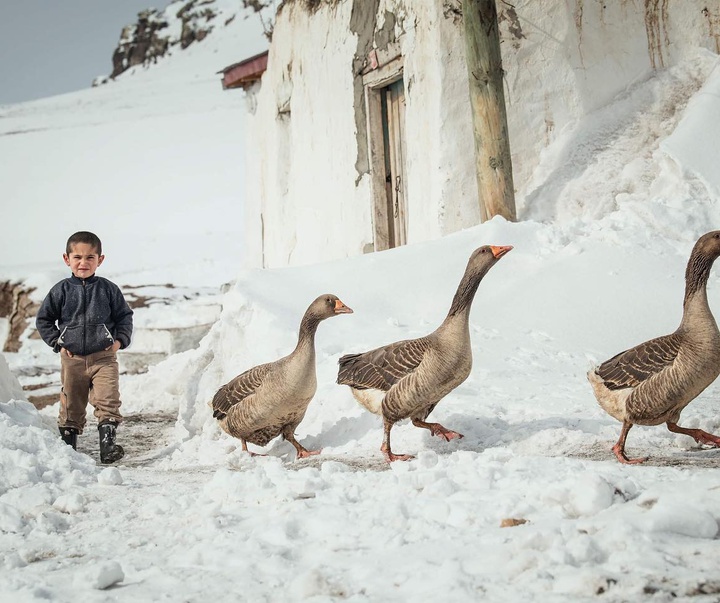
[{"left": 363, "top": 56, "right": 407, "bottom": 252}]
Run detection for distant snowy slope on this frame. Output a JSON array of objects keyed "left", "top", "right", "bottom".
[{"left": 0, "top": 0, "right": 268, "bottom": 286}]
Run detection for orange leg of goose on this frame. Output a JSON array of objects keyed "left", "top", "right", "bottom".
[
  {"left": 381, "top": 419, "right": 414, "bottom": 462},
  {"left": 411, "top": 418, "right": 464, "bottom": 441},
  {"left": 612, "top": 421, "right": 648, "bottom": 464},
  {"left": 667, "top": 422, "right": 720, "bottom": 447},
  {"left": 284, "top": 431, "right": 321, "bottom": 460}
]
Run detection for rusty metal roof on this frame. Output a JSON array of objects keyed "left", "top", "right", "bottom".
[{"left": 219, "top": 50, "right": 269, "bottom": 90}]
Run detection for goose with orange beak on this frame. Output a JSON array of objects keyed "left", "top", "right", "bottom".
[
  {"left": 212, "top": 294, "right": 353, "bottom": 459},
  {"left": 337, "top": 244, "right": 513, "bottom": 461}
]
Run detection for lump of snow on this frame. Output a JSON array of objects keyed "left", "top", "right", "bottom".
[
  {"left": 81, "top": 560, "right": 125, "bottom": 590},
  {"left": 53, "top": 492, "right": 86, "bottom": 514},
  {"left": 97, "top": 468, "right": 123, "bottom": 486},
  {"left": 2, "top": 483, "right": 56, "bottom": 509},
  {"left": 416, "top": 450, "right": 438, "bottom": 468},
  {"left": 543, "top": 473, "right": 615, "bottom": 518},
  {"left": 0, "top": 400, "right": 41, "bottom": 430},
  {"left": 35, "top": 509, "right": 69, "bottom": 534},
  {"left": 1, "top": 551, "right": 26, "bottom": 569},
  {"left": 567, "top": 475, "right": 615, "bottom": 517},
  {"left": 644, "top": 501, "right": 718, "bottom": 539},
  {"left": 0, "top": 501, "right": 26, "bottom": 533},
  {"left": 0, "top": 353, "right": 25, "bottom": 404}
]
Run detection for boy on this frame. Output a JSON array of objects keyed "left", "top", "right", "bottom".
[{"left": 36, "top": 231, "right": 133, "bottom": 463}]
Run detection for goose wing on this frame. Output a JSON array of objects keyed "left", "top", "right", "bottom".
[
  {"left": 337, "top": 337, "right": 431, "bottom": 391},
  {"left": 596, "top": 333, "right": 681, "bottom": 391},
  {"left": 212, "top": 363, "right": 273, "bottom": 419}
]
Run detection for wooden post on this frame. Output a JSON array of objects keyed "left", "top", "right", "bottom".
[{"left": 462, "top": 0, "right": 517, "bottom": 222}]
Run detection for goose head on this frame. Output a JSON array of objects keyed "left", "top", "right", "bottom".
[
  {"left": 307, "top": 294, "right": 354, "bottom": 321},
  {"left": 683, "top": 231, "right": 720, "bottom": 301},
  {"left": 466, "top": 244, "right": 513, "bottom": 279},
  {"left": 692, "top": 231, "right": 720, "bottom": 261}
]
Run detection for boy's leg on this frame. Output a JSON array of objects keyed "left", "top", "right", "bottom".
[
  {"left": 87, "top": 349, "right": 123, "bottom": 425},
  {"left": 59, "top": 350, "right": 90, "bottom": 432},
  {"left": 88, "top": 349, "right": 124, "bottom": 463}
]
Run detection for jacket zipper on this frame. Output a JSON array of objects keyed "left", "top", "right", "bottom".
[{"left": 82, "top": 279, "right": 87, "bottom": 356}]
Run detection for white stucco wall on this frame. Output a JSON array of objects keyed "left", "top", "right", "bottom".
[
  {"left": 399, "top": 2, "right": 482, "bottom": 242},
  {"left": 245, "top": 1, "right": 370, "bottom": 268},
  {"left": 244, "top": 0, "right": 718, "bottom": 269}
]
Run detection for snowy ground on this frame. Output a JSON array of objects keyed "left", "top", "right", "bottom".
[{"left": 3, "top": 6, "right": 720, "bottom": 603}]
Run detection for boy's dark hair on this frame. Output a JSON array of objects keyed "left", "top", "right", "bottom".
[{"left": 66, "top": 231, "right": 103, "bottom": 256}]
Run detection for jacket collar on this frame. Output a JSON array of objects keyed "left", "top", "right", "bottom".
[{"left": 68, "top": 273, "right": 98, "bottom": 285}]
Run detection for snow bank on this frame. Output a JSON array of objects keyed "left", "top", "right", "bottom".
[
  {"left": 0, "top": 399, "right": 97, "bottom": 568},
  {"left": 662, "top": 61, "right": 720, "bottom": 197},
  {"left": 0, "top": 352, "right": 25, "bottom": 404},
  {"left": 0, "top": 350, "right": 98, "bottom": 569}
]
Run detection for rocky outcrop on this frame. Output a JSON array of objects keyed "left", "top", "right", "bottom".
[
  {"left": 95, "top": 0, "right": 277, "bottom": 84},
  {"left": 110, "top": 10, "right": 170, "bottom": 78},
  {"left": 0, "top": 281, "right": 39, "bottom": 353},
  {"left": 109, "top": 1, "right": 220, "bottom": 79}
]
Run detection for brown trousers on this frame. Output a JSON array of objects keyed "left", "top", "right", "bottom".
[{"left": 59, "top": 348, "right": 122, "bottom": 433}]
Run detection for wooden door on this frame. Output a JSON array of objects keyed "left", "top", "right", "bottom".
[{"left": 382, "top": 79, "right": 408, "bottom": 247}]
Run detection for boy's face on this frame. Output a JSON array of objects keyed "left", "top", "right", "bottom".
[{"left": 63, "top": 243, "right": 104, "bottom": 278}]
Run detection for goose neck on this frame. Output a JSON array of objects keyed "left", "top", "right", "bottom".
[
  {"left": 295, "top": 314, "right": 320, "bottom": 351},
  {"left": 681, "top": 250, "right": 714, "bottom": 328},
  {"left": 447, "top": 270, "right": 483, "bottom": 319}
]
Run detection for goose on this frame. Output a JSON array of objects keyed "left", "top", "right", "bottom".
[
  {"left": 337, "top": 244, "right": 513, "bottom": 461},
  {"left": 588, "top": 230, "right": 720, "bottom": 464},
  {"left": 212, "top": 294, "right": 353, "bottom": 459}
]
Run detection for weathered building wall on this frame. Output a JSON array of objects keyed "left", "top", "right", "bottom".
[
  {"left": 244, "top": 0, "right": 718, "bottom": 269},
  {"left": 244, "top": 1, "right": 368, "bottom": 268}
]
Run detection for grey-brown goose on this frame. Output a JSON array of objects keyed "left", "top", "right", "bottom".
[
  {"left": 588, "top": 230, "right": 720, "bottom": 464},
  {"left": 212, "top": 294, "right": 353, "bottom": 459},
  {"left": 337, "top": 244, "right": 512, "bottom": 461}
]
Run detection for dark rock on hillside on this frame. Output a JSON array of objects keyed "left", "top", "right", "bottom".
[
  {"left": 0, "top": 281, "right": 39, "bottom": 353},
  {"left": 109, "top": 1, "right": 219, "bottom": 80},
  {"left": 111, "top": 10, "right": 170, "bottom": 78}
]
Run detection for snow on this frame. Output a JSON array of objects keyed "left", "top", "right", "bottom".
[{"left": 2, "top": 3, "right": 720, "bottom": 602}]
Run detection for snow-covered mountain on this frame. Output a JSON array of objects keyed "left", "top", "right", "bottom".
[
  {"left": 1, "top": 2, "right": 720, "bottom": 600},
  {"left": 0, "top": 0, "right": 269, "bottom": 281},
  {"left": 105, "top": 0, "right": 274, "bottom": 81}
]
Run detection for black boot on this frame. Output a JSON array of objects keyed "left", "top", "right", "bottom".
[
  {"left": 98, "top": 421, "right": 124, "bottom": 464},
  {"left": 59, "top": 426, "right": 78, "bottom": 450}
]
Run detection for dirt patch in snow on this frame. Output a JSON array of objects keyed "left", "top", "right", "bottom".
[
  {"left": 572, "top": 441, "right": 720, "bottom": 469},
  {"left": 292, "top": 454, "right": 391, "bottom": 472},
  {"left": 73, "top": 412, "right": 177, "bottom": 467}
]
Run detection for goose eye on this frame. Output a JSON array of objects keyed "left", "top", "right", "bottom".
[{"left": 480, "top": 249, "right": 487, "bottom": 253}]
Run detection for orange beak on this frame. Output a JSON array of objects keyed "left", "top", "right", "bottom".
[
  {"left": 490, "top": 245, "right": 513, "bottom": 259},
  {"left": 334, "top": 299, "right": 354, "bottom": 314}
]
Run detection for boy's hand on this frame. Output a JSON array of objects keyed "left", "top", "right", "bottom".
[
  {"left": 63, "top": 348, "right": 74, "bottom": 358},
  {"left": 107, "top": 340, "right": 122, "bottom": 352}
]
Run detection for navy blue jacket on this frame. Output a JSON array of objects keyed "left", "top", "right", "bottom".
[{"left": 36, "top": 274, "right": 133, "bottom": 356}]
